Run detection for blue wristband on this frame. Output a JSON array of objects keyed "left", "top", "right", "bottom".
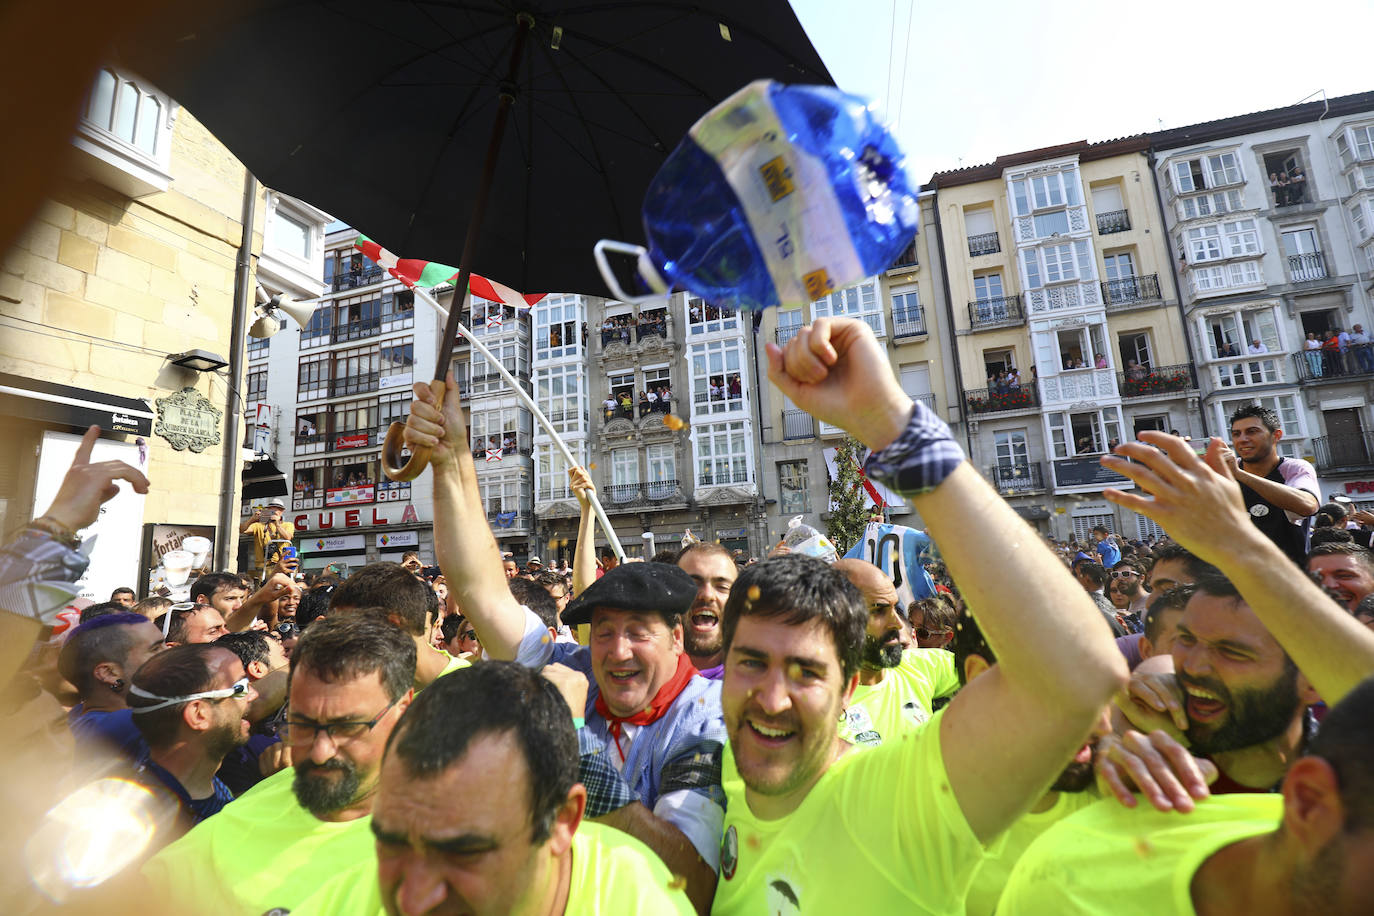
[{"left": 571, "top": 716, "right": 585, "bottom": 730}]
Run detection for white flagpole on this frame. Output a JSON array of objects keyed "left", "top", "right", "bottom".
[{"left": 412, "top": 285, "right": 627, "bottom": 562}]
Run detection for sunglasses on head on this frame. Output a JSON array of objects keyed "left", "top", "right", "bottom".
[{"left": 129, "top": 676, "right": 251, "bottom": 713}]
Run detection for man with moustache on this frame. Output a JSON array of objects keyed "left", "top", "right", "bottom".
[
  {"left": 138, "top": 615, "right": 415, "bottom": 913},
  {"left": 677, "top": 542, "right": 737, "bottom": 679},
  {"left": 832, "top": 558, "right": 959, "bottom": 745}
]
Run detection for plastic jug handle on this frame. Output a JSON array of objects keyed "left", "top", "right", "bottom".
[{"left": 594, "top": 239, "right": 669, "bottom": 304}]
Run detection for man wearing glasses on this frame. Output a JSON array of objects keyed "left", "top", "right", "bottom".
[
  {"left": 831, "top": 559, "right": 960, "bottom": 745},
  {"left": 138, "top": 615, "right": 416, "bottom": 914},
  {"left": 1110, "top": 559, "right": 1149, "bottom": 632},
  {"left": 127, "top": 644, "right": 257, "bottom": 831}
]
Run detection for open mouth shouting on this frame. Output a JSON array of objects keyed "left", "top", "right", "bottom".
[
  {"left": 689, "top": 607, "right": 719, "bottom": 633},
  {"left": 744, "top": 716, "right": 797, "bottom": 748},
  {"left": 1182, "top": 682, "right": 1228, "bottom": 723}
]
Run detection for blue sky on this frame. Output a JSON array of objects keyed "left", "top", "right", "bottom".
[{"left": 791, "top": 0, "right": 1373, "bottom": 183}]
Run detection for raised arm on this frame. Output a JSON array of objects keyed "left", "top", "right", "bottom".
[
  {"left": 1230, "top": 466, "right": 1319, "bottom": 516},
  {"left": 1104, "top": 432, "right": 1374, "bottom": 703},
  {"left": 766, "top": 319, "right": 1128, "bottom": 843},
  {"left": 403, "top": 373, "right": 526, "bottom": 659},
  {"left": 568, "top": 466, "right": 598, "bottom": 598}
]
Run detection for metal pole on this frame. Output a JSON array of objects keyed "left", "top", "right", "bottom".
[
  {"left": 413, "top": 285, "right": 627, "bottom": 562},
  {"left": 218, "top": 172, "right": 256, "bottom": 571}
]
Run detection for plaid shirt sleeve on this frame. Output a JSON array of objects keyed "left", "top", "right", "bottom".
[
  {"left": 0, "top": 529, "right": 90, "bottom": 625},
  {"left": 577, "top": 726, "right": 637, "bottom": 817},
  {"left": 862, "top": 400, "right": 965, "bottom": 497}
]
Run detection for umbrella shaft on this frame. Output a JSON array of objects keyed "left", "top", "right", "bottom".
[{"left": 434, "top": 13, "right": 534, "bottom": 376}]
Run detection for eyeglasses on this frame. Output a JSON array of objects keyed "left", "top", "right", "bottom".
[
  {"left": 457, "top": 630, "right": 478, "bottom": 642},
  {"left": 283, "top": 695, "right": 402, "bottom": 746},
  {"left": 129, "top": 676, "right": 252, "bottom": 713},
  {"left": 1111, "top": 570, "right": 1140, "bottom": 579},
  {"left": 915, "top": 627, "right": 950, "bottom": 640}
]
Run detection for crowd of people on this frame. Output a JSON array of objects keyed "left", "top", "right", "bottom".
[
  {"left": 1301, "top": 324, "right": 1374, "bottom": 377},
  {"left": 3, "top": 317, "right": 1374, "bottom": 914}
]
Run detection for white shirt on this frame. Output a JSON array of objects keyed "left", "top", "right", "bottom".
[{"left": 1348, "top": 330, "right": 1369, "bottom": 345}]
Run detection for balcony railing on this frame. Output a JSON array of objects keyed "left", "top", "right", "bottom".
[
  {"left": 967, "top": 295, "right": 1024, "bottom": 330},
  {"left": 1291, "top": 344, "right": 1374, "bottom": 382},
  {"left": 1271, "top": 182, "right": 1310, "bottom": 208},
  {"left": 1117, "top": 363, "right": 1197, "bottom": 398},
  {"left": 331, "top": 316, "right": 382, "bottom": 344},
  {"left": 644, "top": 478, "right": 680, "bottom": 501},
  {"left": 601, "top": 326, "right": 633, "bottom": 347},
  {"left": 782, "top": 409, "right": 814, "bottom": 440},
  {"left": 329, "top": 371, "right": 379, "bottom": 398},
  {"left": 605, "top": 483, "right": 642, "bottom": 505},
  {"left": 698, "top": 469, "right": 750, "bottom": 487},
  {"left": 1096, "top": 209, "right": 1131, "bottom": 235},
  {"left": 776, "top": 325, "right": 801, "bottom": 346},
  {"left": 892, "top": 306, "right": 927, "bottom": 339},
  {"left": 1288, "top": 251, "right": 1328, "bottom": 283},
  {"left": 636, "top": 319, "right": 668, "bottom": 342},
  {"left": 693, "top": 390, "right": 745, "bottom": 413},
  {"left": 330, "top": 265, "right": 385, "bottom": 291},
  {"left": 968, "top": 232, "right": 1000, "bottom": 257},
  {"left": 1313, "top": 431, "right": 1374, "bottom": 472},
  {"left": 914, "top": 392, "right": 936, "bottom": 413},
  {"left": 990, "top": 462, "right": 1045, "bottom": 493},
  {"left": 964, "top": 384, "right": 1038, "bottom": 416},
  {"left": 1102, "top": 274, "right": 1162, "bottom": 311}
]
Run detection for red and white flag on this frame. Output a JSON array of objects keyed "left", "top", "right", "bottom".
[
  {"left": 485, "top": 447, "right": 504, "bottom": 463},
  {"left": 354, "top": 235, "right": 545, "bottom": 310}
]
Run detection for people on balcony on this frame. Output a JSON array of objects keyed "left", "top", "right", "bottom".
[
  {"left": 1125, "top": 360, "right": 1148, "bottom": 383},
  {"left": 1217, "top": 341, "right": 1239, "bottom": 358},
  {"left": 1324, "top": 329, "right": 1344, "bottom": 375},
  {"left": 1094, "top": 353, "right": 1108, "bottom": 370},
  {"left": 1350, "top": 324, "right": 1374, "bottom": 373},
  {"left": 1305, "top": 331, "right": 1324, "bottom": 377},
  {"left": 1247, "top": 339, "right": 1269, "bottom": 355},
  {"left": 1006, "top": 368, "right": 1021, "bottom": 390},
  {"left": 1288, "top": 166, "right": 1307, "bottom": 204}
]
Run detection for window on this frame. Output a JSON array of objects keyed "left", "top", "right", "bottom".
[
  {"left": 535, "top": 365, "right": 585, "bottom": 434},
  {"left": 1337, "top": 126, "right": 1374, "bottom": 167},
  {"left": 642, "top": 366, "right": 674, "bottom": 413},
  {"left": 776, "top": 308, "right": 804, "bottom": 345},
  {"left": 381, "top": 290, "right": 415, "bottom": 331},
  {"left": 1009, "top": 168, "right": 1081, "bottom": 217},
  {"left": 1191, "top": 261, "right": 1262, "bottom": 295},
  {"left": 81, "top": 69, "right": 170, "bottom": 170},
  {"left": 327, "top": 456, "right": 378, "bottom": 502},
  {"left": 1176, "top": 188, "right": 1246, "bottom": 221},
  {"left": 686, "top": 296, "right": 738, "bottom": 335},
  {"left": 891, "top": 291, "right": 924, "bottom": 333},
  {"left": 1020, "top": 240, "right": 1093, "bottom": 289},
  {"left": 379, "top": 339, "right": 414, "bottom": 386},
  {"left": 973, "top": 273, "right": 1004, "bottom": 303},
  {"left": 469, "top": 341, "right": 528, "bottom": 393},
  {"left": 301, "top": 306, "right": 333, "bottom": 346},
  {"left": 646, "top": 444, "right": 677, "bottom": 499},
  {"left": 812, "top": 278, "right": 884, "bottom": 337},
  {"left": 1118, "top": 331, "right": 1152, "bottom": 369},
  {"left": 268, "top": 210, "right": 311, "bottom": 260},
  {"left": 1133, "top": 414, "right": 1168, "bottom": 437},
  {"left": 246, "top": 368, "right": 267, "bottom": 405},
  {"left": 1072, "top": 513, "right": 1116, "bottom": 541},
  {"left": 472, "top": 407, "right": 532, "bottom": 458},
  {"left": 333, "top": 398, "right": 380, "bottom": 441},
  {"left": 778, "top": 460, "right": 810, "bottom": 514},
  {"left": 690, "top": 340, "right": 746, "bottom": 415},
  {"left": 1185, "top": 219, "right": 1260, "bottom": 263},
  {"left": 1170, "top": 152, "right": 1242, "bottom": 193},
  {"left": 1091, "top": 183, "right": 1125, "bottom": 215},
  {"left": 1056, "top": 324, "right": 1109, "bottom": 370},
  {"left": 536, "top": 295, "right": 582, "bottom": 360},
  {"left": 292, "top": 462, "right": 324, "bottom": 509},
  {"left": 478, "top": 470, "right": 532, "bottom": 518},
  {"left": 983, "top": 348, "right": 1016, "bottom": 377},
  {"left": 1204, "top": 308, "right": 1280, "bottom": 360},
  {"left": 1352, "top": 200, "right": 1371, "bottom": 240},
  {"left": 1048, "top": 407, "right": 1123, "bottom": 458},
  {"left": 964, "top": 206, "right": 998, "bottom": 255},
  {"left": 694, "top": 420, "right": 751, "bottom": 487},
  {"left": 537, "top": 443, "right": 587, "bottom": 501},
  {"left": 378, "top": 392, "right": 408, "bottom": 433},
  {"left": 333, "top": 294, "right": 383, "bottom": 342},
  {"left": 610, "top": 448, "right": 640, "bottom": 502},
  {"left": 298, "top": 354, "right": 330, "bottom": 400},
  {"left": 1102, "top": 251, "right": 1136, "bottom": 281},
  {"left": 994, "top": 429, "right": 1029, "bottom": 468},
  {"left": 332, "top": 345, "right": 379, "bottom": 397}
]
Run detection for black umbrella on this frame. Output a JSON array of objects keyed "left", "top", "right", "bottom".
[
  {"left": 116, "top": 0, "right": 832, "bottom": 297},
  {"left": 118, "top": 0, "right": 830, "bottom": 483}
]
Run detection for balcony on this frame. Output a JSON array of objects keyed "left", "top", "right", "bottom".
[
  {"left": 888, "top": 240, "right": 919, "bottom": 270},
  {"left": 967, "top": 295, "right": 1024, "bottom": 331},
  {"left": 964, "top": 384, "right": 1038, "bottom": 416},
  {"left": 636, "top": 319, "right": 668, "bottom": 343},
  {"left": 1096, "top": 209, "right": 1131, "bottom": 235},
  {"left": 331, "top": 316, "right": 382, "bottom": 344},
  {"left": 1211, "top": 356, "right": 1284, "bottom": 389},
  {"left": 644, "top": 478, "right": 681, "bottom": 502},
  {"left": 473, "top": 433, "right": 533, "bottom": 460},
  {"left": 692, "top": 389, "right": 745, "bottom": 416},
  {"left": 1117, "top": 363, "right": 1197, "bottom": 399},
  {"left": 776, "top": 325, "right": 801, "bottom": 346},
  {"left": 698, "top": 469, "right": 751, "bottom": 487},
  {"left": 331, "top": 265, "right": 385, "bottom": 292},
  {"left": 914, "top": 392, "right": 936, "bottom": 413},
  {"left": 487, "top": 508, "right": 531, "bottom": 532},
  {"left": 968, "top": 232, "right": 1000, "bottom": 257},
  {"left": 782, "top": 409, "right": 814, "bottom": 440},
  {"left": 892, "top": 306, "right": 927, "bottom": 339},
  {"left": 1102, "top": 274, "right": 1163, "bottom": 312},
  {"left": 1288, "top": 251, "right": 1328, "bottom": 283},
  {"left": 293, "top": 431, "right": 330, "bottom": 454},
  {"left": 601, "top": 326, "right": 633, "bottom": 347},
  {"left": 1313, "top": 431, "right": 1374, "bottom": 473},
  {"left": 1291, "top": 344, "right": 1374, "bottom": 382},
  {"left": 605, "top": 483, "right": 643, "bottom": 506},
  {"left": 990, "top": 462, "right": 1046, "bottom": 494},
  {"left": 330, "top": 371, "right": 379, "bottom": 398}
]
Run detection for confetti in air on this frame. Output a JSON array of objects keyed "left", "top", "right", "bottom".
[{"left": 663, "top": 413, "right": 687, "bottom": 430}]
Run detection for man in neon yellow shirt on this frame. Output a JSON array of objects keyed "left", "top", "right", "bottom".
[
  {"left": 710, "top": 318, "right": 1130, "bottom": 913},
  {"left": 137, "top": 615, "right": 415, "bottom": 914},
  {"left": 285, "top": 662, "right": 693, "bottom": 915},
  {"left": 832, "top": 558, "right": 959, "bottom": 745},
  {"left": 330, "top": 562, "right": 469, "bottom": 689},
  {"left": 1000, "top": 675, "right": 1374, "bottom": 914}
]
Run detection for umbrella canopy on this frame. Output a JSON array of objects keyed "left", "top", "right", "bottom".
[{"left": 116, "top": 0, "right": 832, "bottom": 296}]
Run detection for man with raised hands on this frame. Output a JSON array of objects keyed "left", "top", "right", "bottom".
[{"left": 706, "top": 318, "right": 1128, "bottom": 913}]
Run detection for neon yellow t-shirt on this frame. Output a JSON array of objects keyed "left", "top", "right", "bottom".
[
  {"left": 998, "top": 794, "right": 1282, "bottom": 915},
  {"left": 287, "top": 821, "right": 695, "bottom": 915},
  {"left": 433, "top": 650, "right": 471, "bottom": 681},
  {"left": 140, "top": 766, "right": 375, "bottom": 915},
  {"left": 838, "top": 648, "right": 960, "bottom": 746},
  {"left": 963, "top": 789, "right": 1096, "bottom": 916},
  {"left": 714, "top": 709, "right": 986, "bottom": 915}
]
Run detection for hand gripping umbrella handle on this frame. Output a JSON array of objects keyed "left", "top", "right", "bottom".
[{"left": 381, "top": 391, "right": 439, "bottom": 482}]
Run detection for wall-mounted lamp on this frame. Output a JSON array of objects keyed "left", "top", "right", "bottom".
[{"left": 169, "top": 349, "right": 229, "bottom": 372}]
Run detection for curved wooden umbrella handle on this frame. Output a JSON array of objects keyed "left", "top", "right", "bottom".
[{"left": 381, "top": 383, "right": 445, "bottom": 482}]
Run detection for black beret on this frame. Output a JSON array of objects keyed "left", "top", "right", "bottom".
[{"left": 561, "top": 562, "right": 696, "bottom": 626}]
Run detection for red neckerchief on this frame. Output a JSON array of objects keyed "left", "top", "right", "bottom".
[{"left": 594, "top": 653, "right": 697, "bottom": 762}]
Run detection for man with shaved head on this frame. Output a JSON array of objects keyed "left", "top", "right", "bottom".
[{"left": 832, "top": 558, "right": 960, "bottom": 746}]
